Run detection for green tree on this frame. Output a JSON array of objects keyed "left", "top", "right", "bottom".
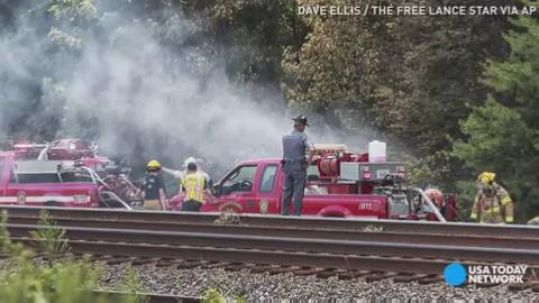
[
  {"left": 453, "top": 11, "right": 539, "bottom": 222},
  {"left": 282, "top": 0, "right": 510, "bottom": 186}
]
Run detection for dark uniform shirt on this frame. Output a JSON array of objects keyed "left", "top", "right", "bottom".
[
  {"left": 282, "top": 130, "right": 313, "bottom": 162},
  {"left": 144, "top": 172, "right": 165, "bottom": 200}
]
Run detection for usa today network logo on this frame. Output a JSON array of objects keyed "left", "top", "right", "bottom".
[{"left": 444, "top": 262, "right": 528, "bottom": 286}]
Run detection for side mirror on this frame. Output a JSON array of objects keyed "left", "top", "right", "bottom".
[{"left": 212, "top": 184, "right": 222, "bottom": 196}]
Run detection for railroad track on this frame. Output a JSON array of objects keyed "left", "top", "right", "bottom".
[
  {"left": 2, "top": 206, "right": 539, "bottom": 238},
  {"left": 6, "top": 224, "right": 539, "bottom": 264},
  {"left": 1, "top": 206, "right": 539, "bottom": 289}
]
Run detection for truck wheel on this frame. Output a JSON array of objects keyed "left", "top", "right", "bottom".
[
  {"left": 218, "top": 202, "right": 242, "bottom": 213},
  {"left": 221, "top": 206, "right": 238, "bottom": 213},
  {"left": 323, "top": 213, "right": 345, "bottom": 218}
]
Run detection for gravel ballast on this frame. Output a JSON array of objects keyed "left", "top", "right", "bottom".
[{"left": 97, "top": 262, "right": 539, "bottom": 302}]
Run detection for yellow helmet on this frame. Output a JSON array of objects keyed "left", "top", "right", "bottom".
[
  {"left": 477, "top": 171, "right": 496, "bottom": 185},
  {"left": 147, "top": 160, "right": 161, "bottom": 169}
]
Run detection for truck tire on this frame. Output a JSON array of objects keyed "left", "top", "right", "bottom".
[
  {"left": 323, "top": 213, "right": 345, "bottom": 218},
  {"left": 218, "top": 202, "right": 242, "bottom": 213}
]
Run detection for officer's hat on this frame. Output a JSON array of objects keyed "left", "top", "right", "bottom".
[{"left": 292, "top": 115, "right": 310, "bottom": 126}]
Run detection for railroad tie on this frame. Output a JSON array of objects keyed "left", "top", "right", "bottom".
[
  {"left": 155, "top": 258, "right": 175, "bottom": 267},
  {"left": 393, "top": 273, "right": 428, "bottom": 283},
  {"left": 249, "top": 264, "right": 273, "bottom": 273},
  {"left": 508, "top": 283, "right": 535, "bottom": 292},
  {"left": 130, "top": 257, "right": 154, "bottom": 266},
  {"left": 176, "top": 260, "right": 205, "bottom": 269},
  {"left": 224, "top": 262, "right": 255, "bottom": 272},
  {"left": 337, "top": 270, "right": 370, "bottom": 280},
  {"left": 269, "top": 265, "right": 297, "bottom": 275},
  {"left": 315, "top": 268, "right": 339, "bottom": 279},
  {"left": 293, "top": 267, "right": 325, "bottom": 276},
  {"left": 106, "top": 256, "right": 133, "bottom": 265},
  {"left": 200, "top": 261, "right": 227, "bottom": 269},
  {"left": 364, "top": 272, "right": 399, "bottom": 283},
  {"left": 417, "top": 275, "right": 443, "bottom": 285}
]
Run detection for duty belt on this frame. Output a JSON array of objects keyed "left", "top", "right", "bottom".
[{"left": 283, "top": 158, "right": 307, "bottom": 163}]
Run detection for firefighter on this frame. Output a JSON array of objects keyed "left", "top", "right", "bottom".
[
  {"left": 143, "top": 160, "right": 166, "bottom": 211},
  {"left": 183, "top": 157, "right": 210, "bottom": 181},
  {"left": 424, "top": 187, "right": 446, "bottom": 220},
  {"left": 470, "top": 172, "right": 514, "bottom": 224},
  {"left": 179, "top": 161, "right": 210, "bottom": 212},
  {"left": 281, "top": 115, "right": 314, "bottom": 216},
  {"left": 424, "top": 187, "right": 445, "bottom": 209}
]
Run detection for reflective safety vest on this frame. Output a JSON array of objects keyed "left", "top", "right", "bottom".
[
  {"left": 470, "top": 185, "right": 513, "bottom": 223},
  {"left": 181, "top": 173, "right": 206, "bottom": 203}
]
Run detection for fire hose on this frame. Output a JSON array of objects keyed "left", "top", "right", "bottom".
[{"left": 413, "top": 187, "right": 446, "bottom": 222}]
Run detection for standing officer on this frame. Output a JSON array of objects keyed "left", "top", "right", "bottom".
[{"left": 281, "top": 115, "right": 314, "bottom": 216}]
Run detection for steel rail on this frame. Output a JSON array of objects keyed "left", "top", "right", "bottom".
[
  {"left": 6, "top": 216, "right": 539, "bottom": 250},
  {"left": 6, "top": 224, "right": 539, "bottom": 264},
  {"left": 2, "top": 206, "right": 539, "bottom": 238},
  {"left": 13, "top": 237, "right": 470, "bottom": 275}
]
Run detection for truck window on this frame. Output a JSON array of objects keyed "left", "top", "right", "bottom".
[
  {"left": 17, "top": 173, "right": 60, "bottom": 183},
  {"left": 60, "top": 171, "right": 93, "bottom": 183},
  {"left": 259, "top": 165, "right": 277, "bottom": 193},
  {"left": 222, "top": 165, "right": 257, "bottom": 194}
]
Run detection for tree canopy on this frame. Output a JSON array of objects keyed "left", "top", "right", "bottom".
[{"left": 0, "top": 0, "right": 537, "bottom": 220}]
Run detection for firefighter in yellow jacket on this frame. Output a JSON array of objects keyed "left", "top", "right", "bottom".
[
  {"left": 470, "top": 172, "right": 514, "bottom": 224},
  {"left": 179, "top": 161, "right": 210, "bottom": 212}
]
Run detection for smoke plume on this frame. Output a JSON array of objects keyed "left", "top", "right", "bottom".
[{"left": 0, "top": 0, "right": 377, "bottom": 177}]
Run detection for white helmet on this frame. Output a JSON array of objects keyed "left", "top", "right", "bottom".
[{"left": 183, "top": 156, "right": 196, "bottom": 168}]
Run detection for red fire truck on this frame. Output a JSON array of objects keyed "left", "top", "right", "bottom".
[
  {"left": 169, "top": 145, "right": 457, "bottom": 221},
  {"left": 0, "top": 139, "right": 142, "bottom": 208}
]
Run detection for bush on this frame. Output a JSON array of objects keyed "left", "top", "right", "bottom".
[{"left": 0, "top": 210, "right": 145, "bottom": 303}]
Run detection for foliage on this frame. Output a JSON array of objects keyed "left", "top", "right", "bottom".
[
  {"left": 30, "top": 210, "right": 70, "bottom": 256},
  {"left": 453, "top": 11, "right": 539, "bottom": 222},
  {"left": 202, "top": 288, "right": 246, "bottom": 303},
  {"left": 282, "top": 0, "right": 508, "bottom": 152},
  {"left": 0, "top": 211, "right": 26, "bottom": 257},
  {"left": 202, "top": 289, "right": 226, "bottom": 303},
  {"left": 0, "top": 211, "right": 145, "bottom": 303},
  {"left": 1, "top": 0, "right": 537, "bottom": 220}
]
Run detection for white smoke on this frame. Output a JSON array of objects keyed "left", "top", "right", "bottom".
[{"left": 0, "top": 1, "right": 380, "bottom": 176}]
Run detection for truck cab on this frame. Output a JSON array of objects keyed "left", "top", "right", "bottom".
[
  {"left": 0, "top": 152, "right": 137, "bottom": 209},
  {"left": 201, "top": 158, "right": 390, "bottom": 218},
  {"left": 169, "top": 146, "right": 457, "bottom": 221},
  {"left": 0, "top": 152, "right": 99, "bottom": 207}
]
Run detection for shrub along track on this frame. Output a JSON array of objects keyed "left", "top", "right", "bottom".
[
  {"left": 97, "top": 291, "right": 200, "bottom": 303},
  {"left": 1, "top": 206, "right": 539, "bottom": 292}
]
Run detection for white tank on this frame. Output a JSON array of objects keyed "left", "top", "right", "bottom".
[{"left": 368, "top": 140, "right": 386, "bottom": 163}]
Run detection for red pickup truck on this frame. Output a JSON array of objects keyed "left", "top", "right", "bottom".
[
  {"left": 0, "top": 151, "right": 134, "bottom": 208},
  {"left": 0, "top": 151, "right": 100, "bottom": 207},
  {"left": 169, "top": 153, "right": 457, "bottom": 221}
]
